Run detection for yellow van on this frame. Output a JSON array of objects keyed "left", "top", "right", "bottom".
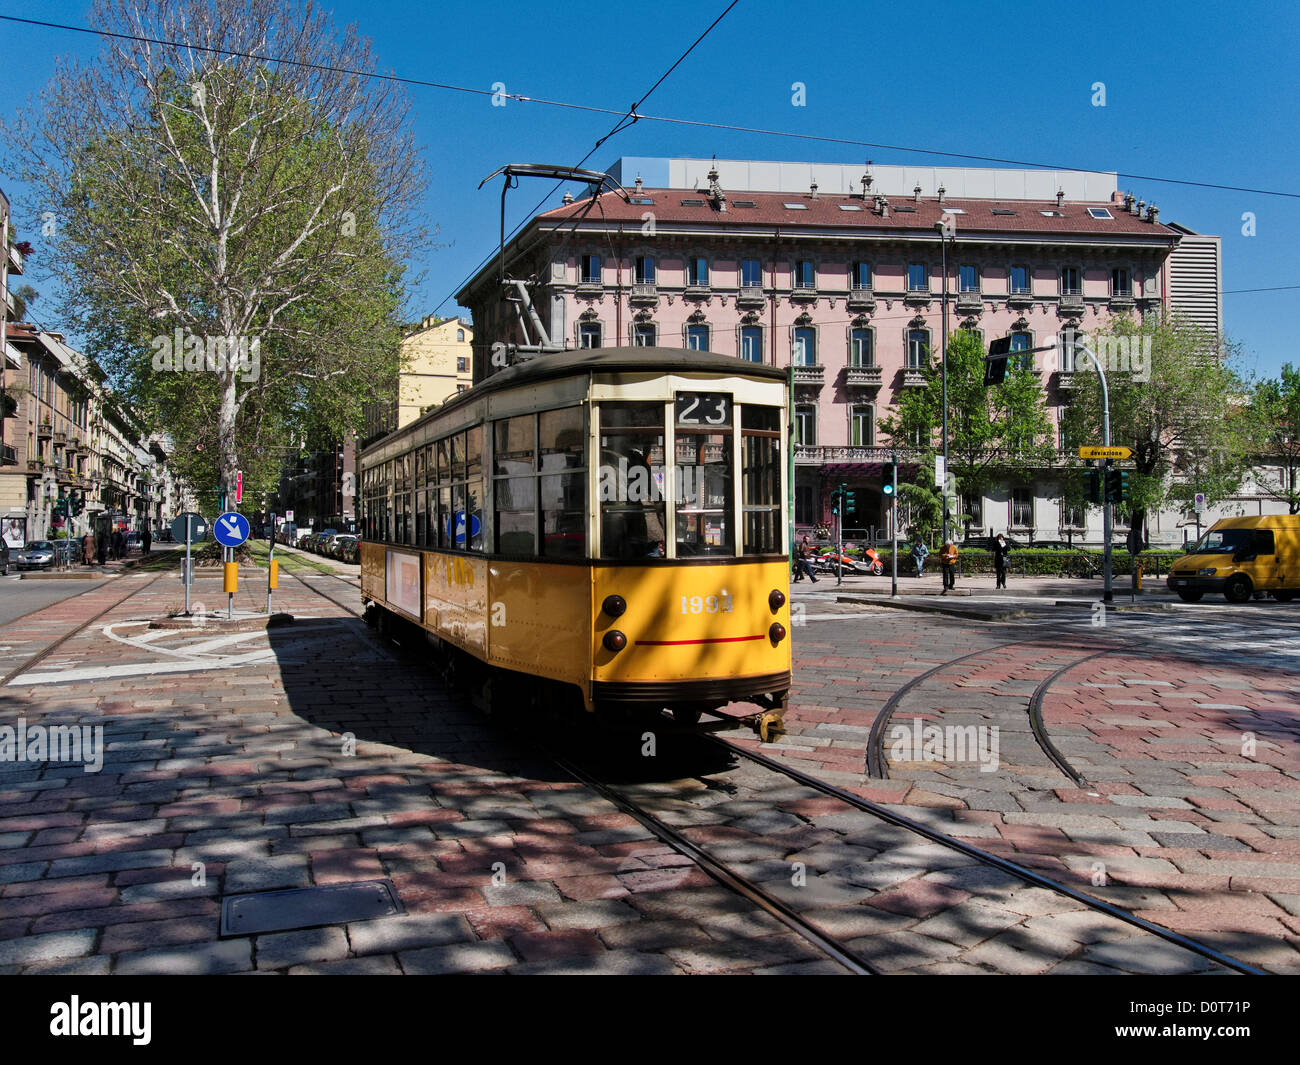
[{"left": 1167, "top": 515, "right": 1300, "bottom": 603}]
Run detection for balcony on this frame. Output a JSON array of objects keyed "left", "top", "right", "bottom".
[
  {"left": 1, "top": 444, "right": 15, "bottom": 466},
  {"left": 1108, "top": 294, "right": 1135, "bottom": 312},
  {"left": 628, "top": 283, "right": 658, "bottom": 305},
  {"left": 53, "top": 430, "right": 66, "bottom": 444},
  {"left": 1007, "top": 289, "right": 1034, "bottom": 309},
  {"left": 791, "top": 364, "right": 825, "bottom": 387},
  {"left": 683, "top": 284, "right": 711, "bottom": 299},
  {"left": 1058, "top": 293, "right": 1084, "bottom": 315},
  {"left": 903, "top": 289, "right": 932, "bottom": 307},
  {"left": 795, "top": 444, "right": 906, "bottom": 465},
  {"left": 25, "top": 459, "right": 41, "bottom": 474},
  {"left": 735, "top": 286, "right": 766, "bottom": 310},
  {"left": 845, "top": 365, "right": 883, "bottom": 388},
  {"left": 7, "top": 242, "right": 23, "bottom": 275},
  {"left": 902, "top": 368, "right": 928, "bottom": 388},
  {"left": 575, "top": 279, "right": 603, "bottom": 297},
  {"left": 37, "top": 422, "right": 52, "bottom": 439},
  {"left": 846, "top": 287, "right": 876, "bottom": 312},
  {"left": 790, "top": 286, "right": 817, "bottom": 302},
  {"left": 956, "top": 291, "right": 983, "bottom": 312}
]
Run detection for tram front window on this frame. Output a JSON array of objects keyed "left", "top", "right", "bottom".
[
  {"left": 675, "top": 392, "right": 734, "bottom": 556},
  {"left": 599, "top": 402, "right": 667, "bottom": 559}
]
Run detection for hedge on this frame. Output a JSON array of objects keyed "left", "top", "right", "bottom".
[{"left": 810, "top": 546, "right": 1185, "bottom": 579}]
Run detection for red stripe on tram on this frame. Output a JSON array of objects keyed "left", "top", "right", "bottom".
[{"left": 634, "top": 634, "right": 765, "bottom": 646}]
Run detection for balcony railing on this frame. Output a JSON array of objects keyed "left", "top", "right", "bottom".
[
  {"left": 735, "top": 286, "right": 767, "bottom": 309},
  {"left": 1007, "top": 289, "right": 1034, "bottom": 307},
  {"left": 845, "top": 365, "right": 883, "bottom": 387},
  {"left": 846, "top": 287, "right": 876, "bottom": 311},
  {"left": 1058, "top": 293, "right": 1084, "bottom": 314},
  {"left": 628, "top": 283, "right": 657, "bottom": 304},
  {"left": 956, "top": 290, "right": 983, "bottom": 311},
  {"left": 791, "top": 364, "right": 825, "bottom": 386},
  {"left": 902, "top": 368, "right": 928, "bottom": 387}
]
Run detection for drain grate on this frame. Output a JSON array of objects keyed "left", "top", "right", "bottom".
[{"left": 220, "top": 879, "right": 404, "bottom": 937}]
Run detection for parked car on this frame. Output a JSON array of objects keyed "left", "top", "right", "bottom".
[
  {"left": 315, "top": 529, "right": 339, "bottom": 554},
  {"left": 16, "top": 541, "right": 56, "bottom": 571},
  {"left": 341, "top": 538, "right": 361, "bottom": 564},
  {"left": 332, "top": 535, "right": 357, "bottom": 562}
]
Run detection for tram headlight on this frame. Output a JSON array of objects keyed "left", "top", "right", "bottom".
[
  {"left": 603, "top": 630, "right": 628, "bottom": 652},
  {"left": 768, "top": 589, "right": 785, "bottom": 612},
  {"left": 602, "top": 594, "right": 627, "bottom": 618},
  {"left": 769, "top": 622, "right": 786, "bottom": 645}
]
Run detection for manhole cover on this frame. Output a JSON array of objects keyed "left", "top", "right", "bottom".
[{"left": 220, "top": 879, "right": 404, "bottom": 937}]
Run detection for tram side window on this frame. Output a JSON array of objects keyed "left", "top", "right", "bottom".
[
  {"left": 383, "top": 460, "right": 394, "bottom": 543},
  {"left": 495, "top": 415, "right": 537, "bottom": 555},
  {"left": 674, "top": 392, "right": 734, "bottom": 556},
  {"left": 540, "top": 407, "right": 586, "bottom": 557},
  {"left": 414, "top": 448, "right": 426, "bottom": 547},
  {"left": 741, "top": 405, "right": 782, "bottom": 554},
  {"left": 398, "top": 451, "right": 413, "bottom": 546},
  {"left": 600, "top": 402, "right": 666, "bottom": 559},
  {"left": 424, "top": 445, "right": 437, "bottom": 546},
  {"left": 465, "top": 426, "right": 484, "bottom": 552},
  {"left": 435, "top": 438, "right": 450, "bottom": 547},
  {"left": 440, "top": 428, "right": 484, "bottom": 551}
]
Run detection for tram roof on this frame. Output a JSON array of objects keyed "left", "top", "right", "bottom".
[{"left": 366, "top": 347, "right": 787, "bottom": 453}]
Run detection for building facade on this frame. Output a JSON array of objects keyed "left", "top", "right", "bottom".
[{"left": 459, "top": 157, "right": 1244, "bottom": 547}]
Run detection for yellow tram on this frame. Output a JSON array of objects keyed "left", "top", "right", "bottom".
[{"left": 358, "top": 347, "right": 792, "bottom": 735}]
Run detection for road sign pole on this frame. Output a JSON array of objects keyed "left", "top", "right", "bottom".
[
  {"left": 890, "top": 454, "right": 898, "bottom": 599},
  {"left": 184, "top": 521, "right": 192, "bottom": 615}
]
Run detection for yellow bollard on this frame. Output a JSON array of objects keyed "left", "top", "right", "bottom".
[
  {"left": 269, "top": 559, "right": 278, "bottom": 590},
  {"left": 224, "top": 561, "right": 238, "bottom": 594}
]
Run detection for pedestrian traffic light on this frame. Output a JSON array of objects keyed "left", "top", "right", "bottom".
[
  {"left": 1106, "top": 467, "right": 1130, "bottom": 504},
  {"left": 882, "top": 461, "right": 895, "bottom": 499},
  {"left": 830, "top": 493, "right": 840, "bottom": 516},
  {"left": 1085, "top": 468, "right": 1103, "bottom": 504},
  {"left": 845, "top": 489, "right": 856, "bottom": 510},
  {"left": 984, "top": 336, "right": 1012, "bottom": 386}
]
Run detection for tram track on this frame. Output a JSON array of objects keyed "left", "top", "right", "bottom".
[
  {"left": 288, "top": 576, "right": 1271, "bottom": 974},
  {"left": 0, "top": 571, "right": 167, "bottom": 687}
]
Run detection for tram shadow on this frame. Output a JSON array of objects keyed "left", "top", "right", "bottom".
[{"left": 267, "top": 614, "right": 738, "bottom": 788}]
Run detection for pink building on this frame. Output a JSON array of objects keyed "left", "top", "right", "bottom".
[{"left": 459, "top": 158, "right": 1221, "bottom": 545}]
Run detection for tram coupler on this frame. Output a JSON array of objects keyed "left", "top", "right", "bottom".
[{"left": 737, "top": 709, "right": 785, "bottom": 743}]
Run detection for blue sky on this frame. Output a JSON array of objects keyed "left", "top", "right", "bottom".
[{"left": 2, "top": 0, "right": 1296, "bottom": 379}]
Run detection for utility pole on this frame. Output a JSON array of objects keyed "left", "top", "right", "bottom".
[{"left": 936, "top": 222, "right": 953, "bottom": 547}]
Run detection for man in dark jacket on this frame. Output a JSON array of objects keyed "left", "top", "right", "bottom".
[
  {"left": 142, "top": 527, "right": 152, "bottom": 555},
  {"left": 991, "top": 534, "right": 1011, "bottom": 589}
]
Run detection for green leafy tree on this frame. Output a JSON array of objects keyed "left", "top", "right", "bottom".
[
  {"left": 879, "top": 328, "right": 1054, "bottom": 539},
  {"left": 1250, "top": 365, "right": 1300, "bottom": 514},
  {"left": 7, "top": 0, "right": 427, "bottom": 508},
  {"left": 1059, "top": 313, "right": 1257, "bottom": 538}
]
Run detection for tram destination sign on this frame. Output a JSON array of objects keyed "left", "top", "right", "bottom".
[{"left": 1078, "top": 446, "right": 1133, "bottom": 460}]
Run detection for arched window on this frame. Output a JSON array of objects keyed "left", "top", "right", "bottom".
[{"left": 457, "top": 329, "right": 465, "bottom": 342}]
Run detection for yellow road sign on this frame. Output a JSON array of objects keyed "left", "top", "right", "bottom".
[{"left": 1078, "top": 446, "right": 1132, "bottom": 459}]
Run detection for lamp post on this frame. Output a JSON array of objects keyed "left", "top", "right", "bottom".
[{"left": 935, "top": 222, "right": 953, "bottom": 547}]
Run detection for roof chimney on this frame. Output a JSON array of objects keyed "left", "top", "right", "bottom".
[
  {"left": 634, "top": 174, "right": 643, "bottom": 195},
  {"left": 707, "top": 162, "right": 727, "bottom": 212},
  {"left": 1147, "top": 203, "right": 1159, "bottom": 224},
  {"left": 937, "top": 185, "right": 946, "bottom": 204},
  {"left": 1136, "top": 199, "right": 1146, "bottom": 218},
  {"left": 809, "top": 180, "right": 818, "bottom": 199},
  {"left": 913, "top": 184, "right": 922, "bottom": 203},
  {"left": 862, "top": 167, "right": 873, "bottom": 198},
  {"left": 1056, "top": 188, "right": 1065, "bottom": 208},
  {"left": 1124, "top": 191, "right": 1136, "bottom": 214},
  {"left": 561, "top": 191, "right": 574, "bottom": 205},
  {"left": 880, "top": 198, "right": 890, "bottom": 219}
]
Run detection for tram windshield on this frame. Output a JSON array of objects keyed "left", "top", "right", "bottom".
[{"left": 597, "top": 395, "right": 783, "bottom": 559}]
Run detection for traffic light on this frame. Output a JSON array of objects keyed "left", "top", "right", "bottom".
[
  {"left": 1105, "top": 467, "right": 1130, "bottom": 504},
  {"left": 844, "top": 489, "right": 856, "bottom": 511},
  {"left": 882, "top": 461, "right": 896, "bottom": 501},
  {"left": 830, "top": 493, "right": 840, "bottom": 516},
  {"left": 1085, "top": 468, "right": 1103, "bottom": 504},
  {"left": 70, "top": 492, "right": 84, "bottom": 517},
  {"left": 984, "top": 336, "right": 1012, "bottom": 386}
]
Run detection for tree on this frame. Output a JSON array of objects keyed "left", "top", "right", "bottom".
[
  {"left": 879, "top": 328, "right": 1054, "bottom": 537},
  {"left": 6, "top": 0, "right": 426, "bottom": 507},
  {"left": 1059, "top": 313, "right": 1257, "bottom": 537},
  {"left": 1250, "top": 364, "right": 1300, "bottom": 514}
]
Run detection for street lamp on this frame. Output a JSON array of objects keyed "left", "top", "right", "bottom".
[{"left": 935, "top": 221, "right": 954, "bottom": 546}]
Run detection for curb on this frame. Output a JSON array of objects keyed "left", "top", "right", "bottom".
[
  {"left": 834, "top": 595, "right": 1022, "bottom": 622},
  {"left": 148, "top": 612, "right": 296, "bottom": 632}
]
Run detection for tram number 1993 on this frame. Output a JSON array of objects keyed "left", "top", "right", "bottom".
[{"left": 681, "top": 595, "right": 734, "bottom": 614}]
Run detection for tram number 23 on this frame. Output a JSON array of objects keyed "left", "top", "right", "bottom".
[
  {"left": 675, "top": 392, "right": 731, "bottom": 426},
  {"left": 681, "top": 594, "right": 734, "bottom": 614}
]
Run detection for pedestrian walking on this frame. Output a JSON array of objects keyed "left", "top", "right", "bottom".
[
  {"left": 112, "top": 529, "right": 123, "bottom": 560},
  {"left": 911, "top": 538, "right": 929, "bottom": 578},
  {"left": 82, "top": 531, "right": 95, "bottom": 566},
  {"left": 991, "top": 533, "right": 1011, "bottom": 589},
  {"left": 940, "top": 540, "right": 958, "bottom": 593},
  {"left": 142, "top": 527, "right": 152, "bottom": 555},
  {"left": 793, "top": 535, "right": 818, "bottom": 583},
  {"left": 96, "top": 533, "right": 107, "bottom": 566}
]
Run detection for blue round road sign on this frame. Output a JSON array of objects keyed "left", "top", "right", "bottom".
[{"left": 214, "top": 511, "right": 251, "bottom": 547}]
